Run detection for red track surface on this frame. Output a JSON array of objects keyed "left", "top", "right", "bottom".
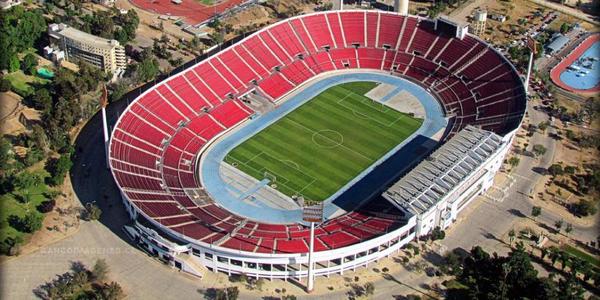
[
  {"left": 129, "top": 0, "right": 244, "bottom": 24},
  {"left": 550, "top": 34, "right": 600, "bottom": 94}
]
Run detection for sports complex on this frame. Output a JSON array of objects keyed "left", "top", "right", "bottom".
[{"left": 108, "top": 9, "right": 527, "bottom": 282}]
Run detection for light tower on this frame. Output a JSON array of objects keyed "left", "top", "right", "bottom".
[
  {"left": 303, "top": 202, "right": 324, "bottom": 293},
  {"left": 525, "top": 38, "right": 537, "bottom": 95},
  {"left": 101, "top": 85, "right": 110, "bottom": 169}
]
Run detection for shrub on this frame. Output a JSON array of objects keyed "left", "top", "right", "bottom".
[
  {"left": 571, "top": 200, "right": 597, "bottom": 217},
  {"left": 8, "top": 212, "right": 43, "bottom": 233},
  {"left": 37, "top": 199, "right": 56, "bottom": 213},
  {"left": 0, "top": 78, "right": 11, "bottom": 92}
]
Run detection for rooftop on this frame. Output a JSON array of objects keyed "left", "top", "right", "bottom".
[
  {"left": 49, "top": 23, "right": 120, "bottom": 50},
  {"left": 546, "top": 34, "right": 570, "bottom": 53},
  {"left": 383, "top": 126, "right": 504, "bottom": 215}
]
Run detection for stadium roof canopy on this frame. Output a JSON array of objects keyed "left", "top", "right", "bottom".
[{"left": 383, "top": 126, "right": 503, "bottom": 215}]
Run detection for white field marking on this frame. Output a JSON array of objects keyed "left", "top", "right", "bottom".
[
  {"left": 227, "top": 152, "right": 317, "bottom": 194},
  {"left": 334, "top": 90, "right": 404, "bottom": 128},
  {"left": 243, "top": 150, "right": 265, "bottom": 165},
  {"left": 281, "top": 160, "right": 300, "bottom": 170},
  {"left": 286, "top": 117, "right": 374, "bottom": 162},
  {"left": 311, "top": 129, "right": 344, "bottom": 149}
]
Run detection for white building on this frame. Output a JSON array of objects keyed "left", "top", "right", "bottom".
[
  {"left": 48, "top": 23, "right": 126, "bottom": 74},
  {"left": 383, "top": 126, "right": 511, "bottom": 237}
]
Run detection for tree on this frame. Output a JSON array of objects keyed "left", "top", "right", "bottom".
[
  {"left": 100, "top": 281, "right": 125, "bottom": 300},
  {"left": 537, "top": 121, "right": 549, "bottom": 133},
  {"left": 9, "top": 212, "right": 43, "bottom": 233},
  {"left": 447, "top": 244, "right": 584, "bottom": 300},
  {"left": 554, "top": 219, "right": 563, "bottom": 233},
  {"left": 508, "top": 156, "right": 520, "bottom": 169},
  {"left": 531, "top": 206, "right": 542, "bottom": 221},
  {"left": 508, "top": 229, "right": 516, "bottom": 246},
  {"left": 21, "top": 53, "right": 38, "bottom": 75},
  {"left": 0, "top": 78, "right": 11, "bottom": 92},
  {"left": 28, "top": 88, "right": 52, "bottom": 112},
  {"left": 532, "top": 144, "right": 547, "bottom": 158},
  {"left": 136, "top": 55, "right": 160, "bottom": 83},
  {"left": 364, "top": 282, "right": 375, "bottom": 296},
  {"left": 540, "top": 247, "right": 548, "bottom": 260},
  {"left": 565, "top": 223, "right": 573, "bottom": 236},
  {"left": 571, "top": 200, "right": 597, "bottom": 217},
  {"left": 92, "top": 259, "right": 109, "bottom": 281},
  {"left": 548, "top": 164, "right": 564, "bottom": 177},
  {"left": 37, "top": 199, "right": 56, "bottom": 213},
  {"left": 559, "top": 251, "right": 570, "bottom": 270},
  {"left": 564, "top": 165, "right": 577, "bottom": 175},
  {"left": 46, "top": 153, "right": 73, "bottom": 186},
  {"left": 0, "top": 7, "right": 47, "bottom": 71},
  {"left": 430, "top": 226, "right": 446, "bottom": 241},
  {"left": 84, "top": 204, "right": 102, "bottom": 221},
  {"left": 560, "top": 22, "right": 570, "bottom": 34}
]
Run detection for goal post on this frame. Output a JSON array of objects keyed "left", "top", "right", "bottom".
[{"left": 263, "top": 171, "right": 277, "bottom": 183}]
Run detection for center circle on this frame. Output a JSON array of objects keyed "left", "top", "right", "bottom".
[{"left": 312, "top": 129, "right": 343, "bottom": 149}]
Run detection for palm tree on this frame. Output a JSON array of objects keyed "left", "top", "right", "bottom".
[
  {"left": 569, "top": 258, "right": 587, "bottom": 278},
  {"left": 554, "top": 219, "right": 563, "bottom": 233},
  {"left": 101, "top": 282, "right": 124, "bottom": 300},
  {"left": 531, "top": 206, "right": 542, "bottom": 221},
  {"left": 540, "top": 247, "right": 548, "bottom": 260},
  {"left": 559, "top": 251, "right": 570, "bottom": 271},
  {"left": 565, "top": 223, "right": 573, "bottom": 236},
  {"left": 548, "top": 246, "right": 560, "bottom": 267},
  {"left": 508, "top": 229, "right": 516, "bottom": 246}
]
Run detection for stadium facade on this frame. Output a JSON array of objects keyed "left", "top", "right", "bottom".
[{"left": 110, "top": 10, "right": 526, "bottom": 279}]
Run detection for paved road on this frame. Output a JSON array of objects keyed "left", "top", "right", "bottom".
[
  {"left": 528, "top": 0, "right": 600, "bottom": 26},
  {"left": 442, "top": 100, "right": 599, "bottom": 256}
]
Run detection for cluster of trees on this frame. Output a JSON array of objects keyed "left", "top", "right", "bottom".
[
  {"left": 203, "top": 286, "right": 239, "bottom": 300},
  {"left": 206, "top": 18, "right": 234, "bottom": 46},
  {"left": 445, "top": 243, "right": 590, "bottom": 300},
  {"left": 546, "top": 162, "right": 598, "bottom": 216},
  {"left": 45, "top": 152, "right": 73, "bottom": 186},
  {"left": 0, "top": 6, "right": 46, "bottom": 72},
  {"left": 541, "top": 245, "right": 598, "bottom": 282},
  {"left": 124, "top": 48, "right": 161, "bottom": 85},
  {"left": 34, "top": 65, "right": 106, "bottom": 150},
  {"left": 55, "top": 6, "right": 139, "bottom": 46},
  {"left": 34, "top": 259, "right": 125, "bottom": 300},
  {"left": 0, "top": 145, "right": 60, "bottom": 255}
]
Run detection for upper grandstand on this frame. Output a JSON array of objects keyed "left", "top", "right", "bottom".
[{"left": 109, "top": 10, "right": 526, "bottom": 256}]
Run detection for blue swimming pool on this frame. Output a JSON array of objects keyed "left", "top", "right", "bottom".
[{"left": 559, "top": 41, "right": 600, "bottom": 90}]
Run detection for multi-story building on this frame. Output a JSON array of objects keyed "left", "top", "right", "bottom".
[
  {"left": 383, "top": 126, "right": 511, "bottom": 237},
  {"left": 48, "top": 23, "right": 126, "bottom": 74}
]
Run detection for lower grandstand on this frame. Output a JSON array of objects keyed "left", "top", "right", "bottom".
[{"left": 110, "top": 10, "right": 526, "bottom": 280}]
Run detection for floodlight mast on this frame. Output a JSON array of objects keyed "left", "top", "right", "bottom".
[
  {"left": 303, "top": 202, "right": 324, "bottom": 293},
  {"left": 101, "top": 85, "right": 110, "bottom": 169},
  {"left": 525, "top": 38, "right": 537, "bottom": 95},
  {"left": 307, "top": 221, "right": 316, "bottom": 292}
]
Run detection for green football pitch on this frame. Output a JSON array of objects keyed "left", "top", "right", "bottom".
[{"left": 225, "top": 81, "right": 423, "bottom": 202}]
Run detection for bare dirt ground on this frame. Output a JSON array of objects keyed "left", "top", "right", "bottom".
[{"left": 0, "top": 92, "right": 35, "bottom": 136}]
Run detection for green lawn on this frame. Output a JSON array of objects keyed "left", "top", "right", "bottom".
[
  {"left": 4, "top": 70, "right": 50, "bottom": 97},
  {"left": 0, "top": 170, "right": 51, "bottom": 243},
  {"left": 562, "top": 244, "right": 600, "bottom": 269},
  {"left": 225, "top": 81, "right": 423, "bottom": 202}
]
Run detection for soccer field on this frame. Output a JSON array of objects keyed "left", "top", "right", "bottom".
[{"left": 225, "top": 81, "right": 423, "bottom": 202}]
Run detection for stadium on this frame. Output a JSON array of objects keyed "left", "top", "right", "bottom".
[{"left": 108, "top": 9, "right": 526, "bottom": 282}]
